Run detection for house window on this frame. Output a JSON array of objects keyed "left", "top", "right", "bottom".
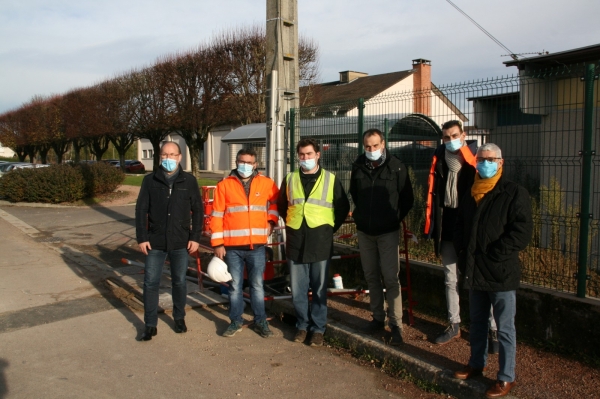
[
  {"left": 143, "top": 150, "right": 148, "bottom": 158},
  {"left": 148, "top": 150, "right": 153, "bottom": 158}
]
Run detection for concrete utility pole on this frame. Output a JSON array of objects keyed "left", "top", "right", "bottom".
[{"left": 266, "top": 0, "right": 299, "bottom": 185}]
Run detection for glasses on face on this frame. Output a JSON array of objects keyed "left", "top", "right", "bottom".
[
  {"left": 237, "top": 160, "right": 255, "bottom": 166},
  {"left": 160, "top": 153, "right": 180, "bottom": 159},
  {"left": 476, "top": 157, "right": 501, "bottom": 163}
]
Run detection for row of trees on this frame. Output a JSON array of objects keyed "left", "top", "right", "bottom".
[{"left": 0, "top": 26, "right": 320, "bottom": 175}]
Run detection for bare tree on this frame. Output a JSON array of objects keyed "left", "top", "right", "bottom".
[
  {"left": 127, "top": 67, "right": 175, "bottom": 170},
  {"left": 99, "top": 77, "right": 137, "bottom": 171},
  {"left": 155, "top": 43, "right": 233, "bottom": 176},
  {"left": 298, "top": 35, "right": 321, "bottom": 107}
]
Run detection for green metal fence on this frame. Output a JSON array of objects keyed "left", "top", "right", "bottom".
[{"left": 291, "top": 62, "right": 600, "bottom": 298}]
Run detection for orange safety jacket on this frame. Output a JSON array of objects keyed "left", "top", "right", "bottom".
[
  {"left": 424, "top": 144, "right": 477, "bottom": 236},
  {"left": 210, "top": 172, "right": 279, "bottom": 248}
]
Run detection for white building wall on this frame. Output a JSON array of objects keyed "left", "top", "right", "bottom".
[
  {"left": 204, "top": 127, "right": 234, "bottom": 173},
  {"left": 0, "top": 142, "right": 16, "bottom": 158}
]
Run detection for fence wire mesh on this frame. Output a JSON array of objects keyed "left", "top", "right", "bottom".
[{"left": 292, "top": 62, "right": 600, "bottom": 297}]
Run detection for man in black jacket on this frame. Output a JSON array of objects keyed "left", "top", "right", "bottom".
[
  {"left": 278, "top": 138, "right": 350, "bottom": 346},
  {"left": 135, "top": 142, "right": 203, "bottom": 341},
  {"left": 452, "top": 143, "right": 532, "bottom": 398},
  {"left": 349, "top": 129, "right": 414, "bottom": 345},
  {"left": 425, "top": 120, "right": 498, "bottom": 349}
]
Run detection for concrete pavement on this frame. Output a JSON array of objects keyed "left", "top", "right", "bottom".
[{"left": 0, "top": 209, "right": 415, "bottom": 399}]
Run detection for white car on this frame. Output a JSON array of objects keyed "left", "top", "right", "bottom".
[{"left": 0, "top": 162, "right": 36, "bottom": 177}]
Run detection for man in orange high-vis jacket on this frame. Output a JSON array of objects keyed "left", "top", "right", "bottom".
[
  {"left": 210, "top": 148, "right": 279, "bottom": 339},
  {"left": 424, "top": 120, "right": 497, "bottom": 350}
]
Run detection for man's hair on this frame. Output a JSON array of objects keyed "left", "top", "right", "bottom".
[
  {"left": 296, "top": 138, "right": 320, "bottom": 154},
  {"left": 441, "top": 120, "right": 463, "bottom": 133},
  {"left": 477, "top": 143, "right": 502, "bottom": 159},
  {"left": 362, "top": 128, "right": 384, "bottom": 141},
  {"left": 161, "top": 141, "right": 182, "bottom": 155},
  {"left": 236, "top": 148, "right": 257, "bottom": 162}
]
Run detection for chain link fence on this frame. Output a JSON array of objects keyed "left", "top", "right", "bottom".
[{"left": 291, "top": 62, "right": 600, "bottom": 298}]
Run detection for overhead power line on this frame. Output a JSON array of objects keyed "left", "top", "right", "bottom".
[{"left": 445, "top": 0, "right": 518, "bottom": 60}]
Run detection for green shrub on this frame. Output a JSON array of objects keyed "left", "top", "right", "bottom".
[
  {"left": 0, "top": 162, "right": 124, "bottom": 203},
  {"left": 0, "top": 165, "right": 85, "bottom": 203},
  {"left": 77, "top": 162, "right": 124, "bottom": 197}
]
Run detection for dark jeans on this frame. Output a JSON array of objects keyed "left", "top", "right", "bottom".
[
  {"left": 143, "top": 247, "right": 189, "bottom": 327},
  {"left": 469, "top": 289, "right": 517, "bottom": 382},
  {"left": 224, "top": 246, "right": 266, "bottom": 324},
  {"left": 289, "top": 259, "right": 330, "bottom": 333}
]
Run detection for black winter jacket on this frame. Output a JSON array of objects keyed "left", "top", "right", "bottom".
[
  {"left": 426, "top": 142, "right": 477, "bottom": 256},
  {"left": 454, "top": 176, "right": 533, "bottom": 292},
  {"left": 135, "top": 168, "right": 203, "bottom": 251},
  {"left": 349, "top": 153, "right": 414, "bottom": 236}
]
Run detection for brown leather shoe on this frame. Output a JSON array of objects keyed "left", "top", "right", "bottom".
[
  {"left": 453, "top": 365, "right": 486, "bottom": 380},
  {"left": 486, "top": 380, "right": 516, "bottom": 398}
]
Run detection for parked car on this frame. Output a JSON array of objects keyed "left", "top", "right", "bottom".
[
  {"left": 102, "top": 159, "right": 120, "bottom": 167},
  {"left": 124, "top": 160, "right": 145, "bottom": 173},
  {"left": 0, "top": 162, "right": 36, "bottom": 177}
]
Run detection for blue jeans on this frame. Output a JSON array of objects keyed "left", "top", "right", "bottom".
[
  {"left": 289, "top": 259, "right": 330, "bottom": 333},
  {"left": 224, "top": 246, "right": 266, "bottom": 324},
  {"left": 143, "top": 247, "right": 189, "bottom": 327},
  {"left": 469, "top": 290, "right": 517, "bottom": 382}
]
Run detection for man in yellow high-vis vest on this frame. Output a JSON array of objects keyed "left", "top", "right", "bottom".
[{"left": 278, "top": 138, "right": 350, "bottom": 346}]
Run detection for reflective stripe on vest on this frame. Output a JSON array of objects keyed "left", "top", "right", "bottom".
[
  {"left": 286, "top": 169, "right": 335, "bottom": 229},
  {"left": 224, "top": 205, "right": 267, "bottom": 214},
  {"left": 222, "top": 228, "right": 270, "bottom": 237}
]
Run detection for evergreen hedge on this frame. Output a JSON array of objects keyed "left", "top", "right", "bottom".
[{"left": 0, "top": 162, "right": 124, "bottom": 203}]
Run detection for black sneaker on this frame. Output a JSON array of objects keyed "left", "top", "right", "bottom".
[
  {"left": 434, "top": 323, "right": 461, "bottom": 345},
  {"left": 390, "top": 325, "right": 404, "bottom": 346},
  {"left": 488, "top": 329, "right": 500, "bottom": 354},
  {"left": 253, "top": 320, "right": 274, "bottom": 338},
  {"left": 174, "top": 319, "right": 187, "bottom": 333},
  {"left": 140, "top": 326, "right": 157, "bottom": 341},
  {"left": 363, "top": 318, "right": 386, "bottom": 334}
]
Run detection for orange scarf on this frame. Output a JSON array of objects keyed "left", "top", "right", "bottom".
[{"left": 471, "top": 167, "right": 502, "bottom": 205}]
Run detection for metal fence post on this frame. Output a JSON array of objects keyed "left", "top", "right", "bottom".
[
  {"left": 290, "top": 108, "right": 296, "bottom": 172},
  {"left": 384, "top": 118, "right": 389, "bottom": 144},
  {"left": 577, "top": 63, "right": 597, "bottom": 298},
  {"left": 357, "top": 98, "right": 365, "bottom": 155}
]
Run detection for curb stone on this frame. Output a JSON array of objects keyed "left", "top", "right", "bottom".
[{"left": 269, "top": 298, "right": 518, "bottom": 399}]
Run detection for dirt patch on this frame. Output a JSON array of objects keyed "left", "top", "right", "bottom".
[
  {"left": 95, "top": 185, "right": 140, "bottom": 207},
  {"left": 326, "top": 295, "right": 600, "bottom": 399}
]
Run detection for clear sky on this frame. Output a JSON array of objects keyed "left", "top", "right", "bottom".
[{"left": 1, "top": 0, "right": 598, "bottom": 114}]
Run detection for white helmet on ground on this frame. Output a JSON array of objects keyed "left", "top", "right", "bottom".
[{"left": 206, "top": 256, "right": 232, "bottom": 283}]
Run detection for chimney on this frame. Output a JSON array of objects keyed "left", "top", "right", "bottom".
[
  {"left": 412, "top": 59, "right": 431, "bottom": 116},
  {"left": 339, "top": 70, "right": 368, "bottom": 84}
]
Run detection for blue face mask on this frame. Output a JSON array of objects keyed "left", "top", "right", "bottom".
[
  {"left": 161, "top": 159, "right": 177, "bottom": 172},
  {"left": 445, "top": 138, "right": 463, "bottom": 152},
  {"left": 237, "top": 163, "right": 254, "bottom": 178},
  {"left": 300, "top": 158, "right": 316, "bottom": 171},
  {"left": 476, "top": 160, "right": 499, "bottom": 179}
]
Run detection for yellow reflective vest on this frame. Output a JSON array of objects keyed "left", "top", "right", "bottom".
[{"left": 285, "top": 169, "right": 335, "bottom": 229}]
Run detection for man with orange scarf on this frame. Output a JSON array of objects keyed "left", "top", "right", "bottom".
[{"left": 452, "top": 143, "right": 533, "bottom": 398}]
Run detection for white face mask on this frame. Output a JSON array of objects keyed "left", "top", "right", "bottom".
[{"left": 365, "top": 149, "right": 382, "bottom": 161}]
